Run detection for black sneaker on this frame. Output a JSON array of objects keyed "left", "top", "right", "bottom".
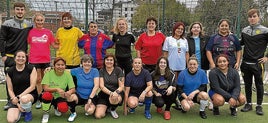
[
  {"left": 199, "top": 111, "right": 207, "bottom": 119},
  {"left": 241, "top": 103, "right": 252, "bottom": 112},
  {"left": 230, "top": 107, "right": 237, "bottom": 117},
  {"left": 213, "top": 107, "right": 220, "bottom": 115},
  {"left": 256, "top": 106, "right": 264, "bottom": 115},
  {"left": 172, "top": 100, "right": 182, "bottom": 110}
]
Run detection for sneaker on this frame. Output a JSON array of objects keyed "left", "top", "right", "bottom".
[
  {"left": 230, "top": 107, "right": 237, "bottom": 117},
  {"left": 110, "top": 110, "right": 119, "bottom": 119},
  {"left": 172, "top": 100, "right": 182, "bottom": 110},
  {"left": 164, "top": 111, "right": 171, "bottom": 120},
  {"left": 256, "top": 106, "right": 264, "bottom": 115},
  {"left": 24, "top": 111, "right": 33, "bottom": 122},
  {"left": 199, "top": 111, "right": 207, "bottom": 119},
  {"left": 3, "top": 101, "right": 12, "bottom": 111},
  {"left": 68, "top": 112, "right": 77, "bottom": 122},
  {"left": 129, "top": 108, "right": 135, "bottom": 113},
  {"left": 54, "top": 109, "right": 62, "bottom": 116},
  {"left": 138, "top": 102, "right": 144, "bottom": 106},
  {"left": 41, "top": 113, "right": 49, "bottom": 123},
  {"left": 213, "top": 107, "right": 220, "bottom": 115},
  {"left": 144, "top": 110, "right": 152, "bottom": 119},
  {"left": 35, "top": 100, "right": 42, "bottom": 109},
  {"left": 156, "top": 107, "right": 163, "bottom": 113},
  {"left": 241, "top": 103, "right": 252, "bottom": 112},
  {"left": 85, "top": 112, "right": 89, "bottom": 116}
]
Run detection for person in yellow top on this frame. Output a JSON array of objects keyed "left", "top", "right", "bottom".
[{"left": 56, "top": 12, "right": 83, "bottom": 69}]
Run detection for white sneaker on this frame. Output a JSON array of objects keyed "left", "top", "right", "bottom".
[
  {"left": 85, "top": 112, "right": 89, "bottom": 116},
  {"left": 35, "top": 100, "right": 42, "bottom": 109},
  {"left": 54, "top": 109, "right": 62, "bottom": 116},
  {"left": 41, "top": 113, "right": 49, "bottom": 123},
  {"left": 110, "top": 110, "right": 119, "bottom": 119},
  {"left": 68, "top": 112, "right": 77, "bottom": 122}
]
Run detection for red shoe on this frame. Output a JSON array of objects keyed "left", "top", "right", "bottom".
[
  {"left": 156, "top": 107, "right": 163, "bottom": 113},
  {"left": 164, "top": 111, "right": 171, "bottom": 120}
]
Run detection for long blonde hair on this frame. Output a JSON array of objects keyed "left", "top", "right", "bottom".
[{"left": 113, "top": 18, "right": 128, "bottom": 35}]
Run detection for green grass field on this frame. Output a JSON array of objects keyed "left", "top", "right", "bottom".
[{"left": 0, "top": 84, "right": 268, "bottom": 123}]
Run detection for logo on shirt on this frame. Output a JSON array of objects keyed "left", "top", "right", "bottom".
[
  {"left": 23, "top": 23, "right": 28, "bottom": 28},
  {"left": 255, "top": 29, "right": 261, "bottom": 34},
  {"left": 32, "top": 34, "right": 48, "bottom": 43}
]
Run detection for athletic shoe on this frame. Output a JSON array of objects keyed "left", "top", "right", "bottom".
[
  {"left": 41, "top": 113, "right": 49, "bottom": 123},
  {"left": 156, "top": 107, "right": 163, "bottom": 113},
  {"left": 172, "top": 100, "right": 182, "bottom": 110},
  {"left": 85, "top": 112, "right": 89, "bottom": 116},
  {"left": 21, "top": 112, "right": 26, "bottom": 117},
  {"left": 35, "top": 100, "right": 42, "bottom": 109},
  {"left": 54, "top": 109, "right": 62, "bottom": 116},
  {"left": 110, "top": 110, "right": 119, "bottom": 119},
  {"left": 241, "top": 103, "right": 252, "bottom": 112},
  {"left": 3, "top": 101, "right": 12, "bottom": 111},
  {"left": 213, "top": 107, "right": 220, "bottom": 115},
  {"left": 164, "top": 111, "right": 171, "bottom": 120},
  {"left": 129, "top": 108, "right": 135, "bottom": 113},
  {"left": 144, "top": 110, "right": 152, "bottom": 119},
  {"left": 230, "top": 107, "right": 237, "bottom": 117},
  {"left": 24, "top": 111, "right": 33, "bottom": 122},
  {"left": 68, "top": 112, "right": 77, "bottom": 122},
  {"left": 199, "top": 111, "right": 207, "bottom": 119},
  {"left": 138, "top": 102, "right": 144, "bottom": 106},
  {"left": 256, "top": 106, "right": 264, "bottom": 115}
]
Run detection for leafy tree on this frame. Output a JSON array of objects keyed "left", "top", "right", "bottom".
[{"left": 132, "top": 0, "right": 191, "bottom": 35}]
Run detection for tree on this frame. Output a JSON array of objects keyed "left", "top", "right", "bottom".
[
  {"left": 132, "top": 0, "right": 191, "bottom": 35},
  {"left": 194, "top": 0, "right": 256, "bottom": 36}
]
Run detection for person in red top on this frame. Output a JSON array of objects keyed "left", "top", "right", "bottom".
[
  {"left": 135, "top": 17, "right": 166, "bottom": 72},
  {"left": 27, "top": 13, "right": 58, "bottom": 109}
]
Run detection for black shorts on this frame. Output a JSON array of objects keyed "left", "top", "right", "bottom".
[
  {"left": 178, "top": 92, "right": 199, "bottom": 103},
  {"left": 97, "top": 91, "right": 124, "bottom": 106},
  {"left": 30, "top": 63, "right": 50, "bottom": 69},
  {"left": 75, "top": 92, "right": 97, "bottom": 105}
]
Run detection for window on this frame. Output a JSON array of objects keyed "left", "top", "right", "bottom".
[
  {"left": 125, "top": 8, "right": 127, "bottom": 11},
  {"left": 125, "top": 14, "right": 128, "bottom": 17}
]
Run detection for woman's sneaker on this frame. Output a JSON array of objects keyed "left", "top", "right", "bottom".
[
  {"left": 35, "top": 100, "right": 42, "bottom": 109},
  {"left": 110, "top": 110, "right": 119, "bottom": 119},
  {"left": 68, "top": 112, "right": 77, "bottom": 122},
  {"left": 41, "top": 113, "right": 49, "bottom": 123},
  {"left": 54, "top": 109, "right": 62, "bottom": 116}
]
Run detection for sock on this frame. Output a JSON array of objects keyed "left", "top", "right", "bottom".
[
  {"left": 144, "top": 97, "right": 152, "bottom": 112},
  {"left": 199, "top": 100, "right": 208, "bottom": 111}
]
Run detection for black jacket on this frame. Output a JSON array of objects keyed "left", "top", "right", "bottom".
[{"left": 186, "top": 35, "right": 210, "bottom": 70}]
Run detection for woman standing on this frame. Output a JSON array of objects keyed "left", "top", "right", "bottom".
[
  {"left": 151, "top": 57, "right": 176, "bottom": 120},
  {"left": 186, "top": 22, "right": 209, "bottom": 70},
  {"left": 40, "top": 57, "right": 76, "bottom": 123},
  {"left": 6, "top": 50, "right": 38, "bottom": 122},
  {"left": 95, "top": 54, "right": 124, "bottom": 119},
  {"left": 124, "top": 57, "right": 153, "bottom": 119},
  {"left": 135, "top": 17, "right": 166, "bottom": 72},
  {"left": 67, "top": 54, "right": 99, "bottom": 122},
  {"left": 112, "top": 18, "right": 135, "bottom": 75},
  {"left": 206, "top": 19, "right": 242, "bottom": 69},
  {"left": 177, "top": 56, "right": 209, "bottom": 119},
  {"left": 163, "top": 22, "right": 189, "bottom": 79},
  {"left": 28, "top": 13, "right": 58, "bottom": 109},
  {"left": 56, "top": 12, "right": 83, "bottom": 69},
  {"left": 209, "top": 54, "right": 246, "bottom": 116}
]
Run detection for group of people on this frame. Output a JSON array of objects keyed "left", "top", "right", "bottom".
[{"left": 0, "top": 2, "right": 268, "bottom": 123}]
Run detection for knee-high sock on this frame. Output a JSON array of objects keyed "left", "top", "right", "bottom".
[
  {"left": 144, "top": 97, "right": 152, "bottom": 111},
  {"left": 200, "top": 100, "right": 208, "bottom": 111}
]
